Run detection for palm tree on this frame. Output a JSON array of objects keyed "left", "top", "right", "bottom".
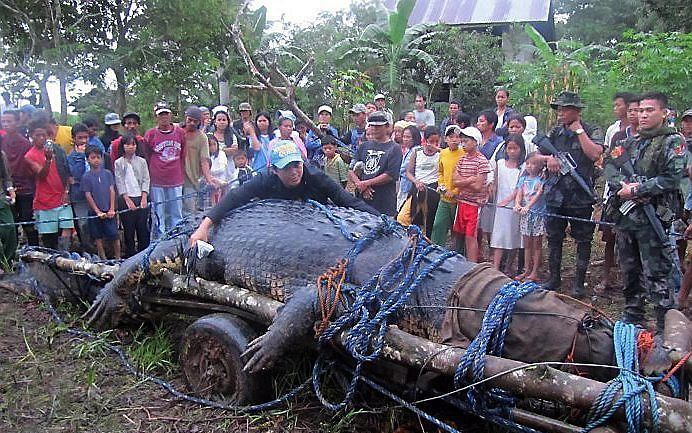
[{"left": 332, "top": 0, "right": 436, "bottom": 105}]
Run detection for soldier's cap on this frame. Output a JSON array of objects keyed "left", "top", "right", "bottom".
[
  {"left": 367, "top": 111, "right": 390, "bottom": 126},
  {"left": 270, "top": 140, "right": 303, "bottom": 169},
  {"left": 238, "top": 102, "right": 252, "bottom": 112},
  {"left": 682, "top": 109, "right": 692, "bottom": 120},
  {"left": 550, "top": 91, "right": 586, "bottom": 110},
  {"left": 459, "top": 126, "right": 483, "bottom": 144},
  {"left": 349, "top": 103, "right": 367, "bottom": 114}
]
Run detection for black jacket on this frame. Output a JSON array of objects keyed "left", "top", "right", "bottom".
[{"left": 206, "top": 166, "right": 379, "bottom": 222}]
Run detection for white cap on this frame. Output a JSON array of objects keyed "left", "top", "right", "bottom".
[
  {"left": 374, "top": 93, "right": 386, "bottom": 101},
  {"left": 459, "top": 126, "right": 483, "bottom": 145},
  {"left": 317, "top": 105, "right": 333, "bottom": 115},
  {"left": 212, "top": 105, "right": 229, "bottom": 116}
]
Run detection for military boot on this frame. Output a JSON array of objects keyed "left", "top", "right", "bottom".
[
  {"left": 571, "top": 242, "right": 591, "bottom": 298},
  {"left": 541, "top": 243, "right": 562, "bottom": 291}
]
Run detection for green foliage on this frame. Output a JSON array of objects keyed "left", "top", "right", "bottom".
[
  {"left": 501, "top": 25, "right": 691, "bottom": 131},
  {"left": 329, "top": 70, "right": 375, "bottom": 130},
  {"left": 418, "top": 26, "right": 503, "bottom": 114},
  {"left": 608, "top": 32, "right": 692, "bottom": 110},
  {"left": 333, "top": 0, "right": 436, "bottom": 104},
  {"left": 555, "top": 0, "right": 645, "bottom": 44}
]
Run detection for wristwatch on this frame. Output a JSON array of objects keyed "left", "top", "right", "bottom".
[{"left": 575, "top": 128, "right": 585, "bottom": 135}]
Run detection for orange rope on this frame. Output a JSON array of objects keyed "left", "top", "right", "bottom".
[
  {"left": 315, "top": 259, "right": 348, "bottom": 338},
  {"left": 636, "top": 330, "right": 655, "bottom": 367},
  {"left": 555, "top": 293, "right": 614, "bottom": 323},
  {"left": 660, "top": 351, "right": 692, "bottom": 383}
]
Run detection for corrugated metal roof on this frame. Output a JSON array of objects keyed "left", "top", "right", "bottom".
[{"left": 383, "top": 0, "right": 552, "bottom": 26}]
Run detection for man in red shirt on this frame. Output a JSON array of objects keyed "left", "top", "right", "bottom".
[
  {"left": 1, "top": 109, "right": 38, "bottom": 245},
  {"left": 24, "top": 116, "right": 73, "bottom": 250},
  {"left": 144, "top": 102, "right": 185, "bottom": 239}
]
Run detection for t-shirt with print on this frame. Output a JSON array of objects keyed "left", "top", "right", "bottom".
[
  {"left": 144, "top": 126, "right": 186, "bottom": 187},
  {"left": 517, "top": 174, "right": 545, "bottom": 211},
  {"left": 454, "top": 151, "right": 490, "bottom": 204},
  {"left": 354, "top": 139, "right": 402, "bottom": 216},
  {"left": 81, "top": 168, "right": 115, "bottom": 213},
  {"left": 25, "top": 146, "right": 64, "bottom": 210},
  {"left": 184, "top": 130, "right": 210, "bottom": 189}
]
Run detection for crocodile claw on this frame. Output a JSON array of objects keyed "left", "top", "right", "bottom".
[
  {"left": 83, "top": 284, "right": 125, "bottom": 330},
  {"left": 242, "top": 333, "right": 275, "bottom": 373}
]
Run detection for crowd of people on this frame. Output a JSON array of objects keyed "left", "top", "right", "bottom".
[{"left": 0, "top": 88, "right": 690, "bottom": 331}]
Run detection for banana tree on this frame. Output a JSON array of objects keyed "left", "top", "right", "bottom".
[{"left": 332, "top": 0, "right": 436, "bottom": 106}]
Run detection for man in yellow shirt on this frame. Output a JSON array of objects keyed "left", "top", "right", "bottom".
[
  {"left": 431, "top": 125, "right": 465, "bottom": 251},
  {"left": 47, "top": 115, "right": 73, "bottom": 154}
]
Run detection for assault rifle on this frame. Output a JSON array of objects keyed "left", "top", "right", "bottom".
[
  {"left": 532, "top": 133, "right": 598, "bottom": 201},
  {"left": 610, "top": 153, "right": 669, "bottom": 244}
]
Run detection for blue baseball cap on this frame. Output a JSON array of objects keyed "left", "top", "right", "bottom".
[
  {"left": 19, "top": 104, "right": 37, "bottom": 115},
  {"left": 270, "top": 140, "right": 303, "bottom": 169}
]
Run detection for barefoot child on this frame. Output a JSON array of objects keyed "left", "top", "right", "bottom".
[
  {"left": 403, "top": 125, "right": 441, "bottom": 237},
  {"left": 491, "top": 134, "right": 525, "bottom": 272},
  {"left": 452, "top": 127, "right": 490, "bottom": 262},
  {"left": 81, "top": 146, "right": 120, "bottom": 259},
  {"left": 513, "top": 152, "right": 546, "bottom": 281}
]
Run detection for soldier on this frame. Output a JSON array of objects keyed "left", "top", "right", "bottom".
[
  {"left": 604, "top": 92, "right": 685, "bottom": 331},
  {"left": 539, "top": 91, "right": 604, "bottom": 296}
]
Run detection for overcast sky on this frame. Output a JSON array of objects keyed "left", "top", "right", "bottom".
[{"left": 253, "top": 0, "right": 353, "bottom": 26}]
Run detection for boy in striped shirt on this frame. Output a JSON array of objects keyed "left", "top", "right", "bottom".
[{"left": 452, "top": 127, "right": 490, "bottom": 262}]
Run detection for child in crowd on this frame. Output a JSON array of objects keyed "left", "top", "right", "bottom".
[
  {"left": 402, "top": 125, "right": 440, "bottom": 237},
  {"left": 24, "top": 116, "right": 74, "bottom": 251},
  {"left": 431, "top": 125, "right": 465, "bottom": 251},
  {"left": 322, "top": 136, "right": 348, "bottom": 187},
  {"left": 67, "top": 123, "right": 93, "bottom": 251},
  {"left": 81, "top": 146, "right": 120, "bottom": 259},
  {"left": 492, "top": 134, "right": 525, "bottom": 272},
  {"left": 114, "top": 134, "right": 150, "bottom": 258},
  {"left": 228, "top": 150, "right": 254, "bottom": 189},
  {"left": 513, "top": 152, "right": 546, "bottom": 281},
  {"left": 207, "top": 134, "right": 231, "bottom": 203},
  {"left": 452, "top": 127, "right": 490, "bottom": 262}
]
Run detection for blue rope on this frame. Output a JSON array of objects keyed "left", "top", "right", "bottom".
[
  {"left": 451, "top": 280, "right": 539, "bottom": 431},
  {"left": 313, "top": 224, "right": 455, "bottom": 410},
  {"left": 582, "top": 321, "right": 659, "bottom": 433}
]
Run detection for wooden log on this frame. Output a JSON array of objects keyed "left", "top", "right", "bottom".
[
  {"left": 170, "top": 276, "right": 692, "bottom": 433},
  {"left": 664, "top": 309, "right": 692, "bottom": 373},
  {"left": 20, "top": 250, "right": 118, "bottom": 281}
]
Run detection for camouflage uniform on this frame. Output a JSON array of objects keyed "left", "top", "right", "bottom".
[
  {"left": 603, "top": 126, "right": 685, "bottom": 328},
  {"left": 540, "top": 92, "right": 604, "bottom": 295}
]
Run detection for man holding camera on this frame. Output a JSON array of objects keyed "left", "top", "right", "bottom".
[{"left": 538, "top": 91, "right": 604, "bottom": 296}]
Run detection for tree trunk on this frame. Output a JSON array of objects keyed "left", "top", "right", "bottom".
[
  {"left": 39, "top": 73, "right": 52, "bottom": 114},
  {"left": 217, "top": 66, "right": 230, "bottom": 105},
  {"left": 58, "top": 72, "right": 68, "bottom": 124},
  {"left": 113, "top": 67, "right": 127, "bottom": 116}
]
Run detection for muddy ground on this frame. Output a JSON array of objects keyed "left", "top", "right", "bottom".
[{"left": 0, "top": 238, "right": 668, "bottom": 432}]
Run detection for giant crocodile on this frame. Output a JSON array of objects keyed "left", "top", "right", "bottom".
[{"left": 80, "top": 199, "right": 671, "bottom": 377}]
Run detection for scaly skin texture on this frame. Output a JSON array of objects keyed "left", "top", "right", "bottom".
[{"left": 84, "top": 200, "right": 666, "bottom": 377}]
